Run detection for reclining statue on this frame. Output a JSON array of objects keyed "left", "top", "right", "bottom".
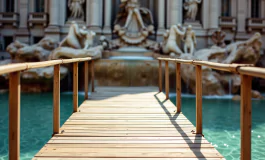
[{"left": 50, "top": 21, "right": 102, "bottom": 59}]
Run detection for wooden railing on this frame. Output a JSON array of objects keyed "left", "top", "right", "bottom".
[
  {"left": 157, "top": 57, "right": 265, "bottom": 160},
  {"left": 0, "top": 57, "right": 97, "bottom": 160}
]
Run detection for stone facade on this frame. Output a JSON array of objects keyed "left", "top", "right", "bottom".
[{"left": 0, "top": 0, "right": 265, "bottom": 59}]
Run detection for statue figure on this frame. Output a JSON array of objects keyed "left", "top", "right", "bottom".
[
  {"left": 113, "top": 0, "right": 154, "bottom": 45},
  {"left": 162, "top": 24, "right": 186, "bottom": 56},
  {"left": 183, "top": 0, "right": 202, "bottom": 21},
  {"left": 50, "top": 22, "right": 102, "bottom": 59},
  {"left": 212, "top": 28, "right": 226, "bottom": 48},
  {"left": 60, "top": 22, "right": 95, "bottom": 49},
  {"left": 121, "top": 0, "right": 146, "bottom": 30},
  {"left": 68, "top": 0, "right": 85, "bottom": 20},
  {"left": 183, "top": 25, "right": 197, "bottom": 55}
]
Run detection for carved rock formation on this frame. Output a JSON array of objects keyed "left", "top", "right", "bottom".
[
  {"left": 179, "top": 33, "right": 262, "bottom": 96},
  {"left": 5, "top": 37, "right": 68, "bottom": 92}
]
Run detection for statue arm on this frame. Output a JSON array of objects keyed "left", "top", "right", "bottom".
[{"left": 68, "top": 0, "right": 71, "bottom": 7}]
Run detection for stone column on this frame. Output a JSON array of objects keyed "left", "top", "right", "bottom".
[
  {"left": 0, "top": 0, "right": 4, "bottom": 12},
  {"left": 157, "top": 0, "right": 165, "bottom": 33},
  {"left": 167, "top": 0, "right": 182, "bottom": 28},
  {"left": 45, "top": 0, "right": 60, "bottom": 41},
  {"left": 236, "top": 0, "right": 247, "bottom": 40},
  {"left": 103, "top": 0, "right": 112, "bottom": 35},
  {"left": 208, "top": 0, "right": 219, "bottom": 29},
  {"left": 15, "top": 0, "right": 30, "bottom": 43},
  {"left": 88, "top": 0, "right": 102, "bottom": 33},
  {"left": 202, "top": 0, "right": 209, "bottom": 29}
]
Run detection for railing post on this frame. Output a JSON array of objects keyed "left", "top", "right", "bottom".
[
  {"left": 240, "top": 75, "right": 252, "bottom": 160},
  {"left": 196, "top": 65, "right": 202, "bottom": 134},
  {"left": 165, "top": 61, "right": 169, "bottom": 99},
  {"left": 159, "top": 60, "right": 162, "bottom": 92},
  {"left": 84, "top": 61, "right": 89, "bottom": 100},
  {"left": 91, "top": 60, "right": 95, "bottom": 92},
  {"left": 73, "top": 62, "right": 78, "bottom": 112},
  {"left": 176, "top": 63, "right": 181, "bottom": 113},
  {"left": 9, "top": 71, "right": 20, "bottom": 160},
  {"left": 53, "top": 64, "right": 60, "bottom": 135}
]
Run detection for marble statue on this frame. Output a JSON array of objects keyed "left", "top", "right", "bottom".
[
  {"left": 68, "top": 0, "right": 85, "bottom": 20},
  {"left": 50, "top": 22, "right": 102, "bottom": 59},
  {"left": 183, "top": 0, "right": 202, "bottom": 21},
  {"left": 162, "top": 24, "right": 185, "bottom": 56},
  {"left": 113, "top": 0, "right": 154, "bottom": 45},
  {"left": 211, "top": 28, "right": 226, "bottom": 48},
  {"left": 183, "top": 25, "right": 197, "bottom": 55},
  {"left": 60, "top": 22, "right": 95, "bottom": 49},
  {"left": 122, "top": 0, "right": 146, "bottom": 30}
]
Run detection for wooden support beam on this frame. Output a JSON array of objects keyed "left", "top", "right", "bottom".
[
  {"left": 73, "top": 62, "right": 78, "bottom": 112},
  {"left": 196, "top": 65, "right": 202, "bottom": 134},
  {"left": 176, "top": 63, "right": 181, "bottom": 113},
  {"left": 9, "top": 71, "right": 20, "bottom": 160},
  {"left": 84, "top": 61, "right": 89, "bottom": 100},
  {"left": 53, "top": 64, "right": 60, "bottom": 135},
  {"left": 159, "top": 60, "right": 162, "bottom": 92},
  {"left": 165, "top": 61, "right": 169, "bottom": 99},
  {"left": 240, "top": 75, "right": 252, "bottom": 160},
  {"left": 91, "top": 60, "right": 95, "bottom": 92}
]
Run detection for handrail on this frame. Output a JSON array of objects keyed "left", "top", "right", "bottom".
[
  {"left": 0, "top": 57, "right": 93, "bottom": 75},
  {"left": 1, "top": 57, "right": 97, "bottom": 160},
  {"left": 158, "top": 57, "right": 265, "bottom": 160}
]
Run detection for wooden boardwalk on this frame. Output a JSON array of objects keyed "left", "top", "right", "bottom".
[{"left": 33, "top": 87, "right": 224, "bottom": 160}]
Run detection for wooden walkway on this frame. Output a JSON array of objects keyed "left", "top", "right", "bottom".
[{"left": 33, "top": 87, "right": 224, "bottom": 160}]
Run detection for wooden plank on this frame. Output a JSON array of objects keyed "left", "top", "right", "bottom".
[
  {"left": 33, "top": 158, "right": 224, "bottom": 160},
  {"left": 73, "top": 62, "right": 78, "bottom": 112},
  {"left": 240, "top": 75, "right": 252, "bottom": 160},
  {"left": 176, "top": 63, "right": 181, "bottom": 113},
  {"left": 35, "top": 151, "right": 223, "bottom": 158},
  {"left": 53, "top": 64, "right": 60, "bottom": 135},
  {"left": 84, "top": 61, "right": 89, "bottom": 100},
  {"left": 48, "top": 139, "right": 211, "bottom": 144},
  {"left": 159, "top": 60, "right": 162, "bottom": 92},
  {"left": 196, "top": 65, "right": 202, "bottom": 134},
  {"left": 9, "top": 71, "right": 20, "bottom": 160},
  {"left": 51, "top": 136, "right": 205, "bottom": 140},
  {"left": 165, "top": 61, "right": 169, "bottom": 99},
  {"left": 43, "top": 143, "right": 214, "bottom": 148}
]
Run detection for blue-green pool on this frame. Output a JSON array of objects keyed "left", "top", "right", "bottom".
[
  {"left": 0, "top": 93, "right": 264, "bottom": 160},
  {"left": 0, "top": 92, "right": 84, "bottom": 160}
]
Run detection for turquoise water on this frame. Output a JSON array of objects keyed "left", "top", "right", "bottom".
[
  {"left": 170, "top": 95, "right": 265, "bottom": 160},
  {"left": 0, "top": 93, "right": 84, "bottom": 160},
  {"left": 0, "top": 93, "right": 264, "bottom": 159}
]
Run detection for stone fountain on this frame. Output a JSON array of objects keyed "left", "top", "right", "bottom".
[{"left": 1, "top": 0, "right": 263, "bottom": 98}]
